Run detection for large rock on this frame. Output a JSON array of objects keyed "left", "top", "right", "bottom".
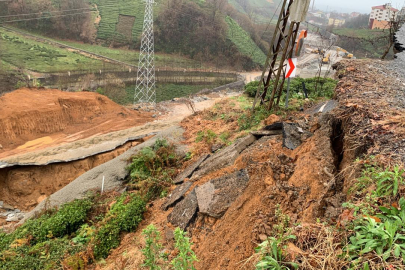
[
  {"left": 162, "top": 181, "right": 193, "bottom": 210},
  {"left": 191, "top": 135, "right": 256, "bottom": 180},
  {"left": 195, "top": 169, "right": 249, "bottom": 218},
  {"left": 173, "top": 154, "right": 210, "bottom": 184},
  {"left": 283, "top": 123, "right": 302, "bottom": 150},
  {"left": 168, "top": 189, "right": 198, "bottom": 230}
]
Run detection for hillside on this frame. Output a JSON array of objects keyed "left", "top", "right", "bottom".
[
  {"left": 90, "top": 0, "right": 146, "bottom": 45},
  {"left": 332, "top": 28, "right": 392, "bottom": 58},
  {"left": 0, "top": 0, "right": 270, "bottom": 69},
  {"left": 226, "top": 16, "right": 266, "bottom": 65}
]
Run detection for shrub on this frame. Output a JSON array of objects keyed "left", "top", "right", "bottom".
[
  {"left": 93, "top": 193, "right": 146, "bottom": 259},
  {"left": 127, "top": 139, "right": 180, "bottom": 200}
]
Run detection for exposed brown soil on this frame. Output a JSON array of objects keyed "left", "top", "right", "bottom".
[
  {"left": 0, "top": 88, "right": 153, "bottom": 158},
  {"left": 0, "top": 140, "right": 143, "bottom": 211},
  {"left": 95, "top": 97, "right": 344, "bottom": 269}
]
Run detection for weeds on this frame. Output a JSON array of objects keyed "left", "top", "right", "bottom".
[
  {"left": 171, "top": 228, "right": 198, "bottom": 270},
  {"left": 195, "top": 130, "right": 217, "bottom": 145},
  {"left": 254, "top": 205, "right": 298, "bottom": 270},
  {"left": 140, "top": 226, "right": 198, "bottom": 270},
  {"left": 142, "top": 225, "right": 164, "bottom": 270}
]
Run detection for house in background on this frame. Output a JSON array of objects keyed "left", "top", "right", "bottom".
[
  {"left": 369, "top": 3, "right": 398, "bottom": 29},
  {"left": 328, "top": 17, "right": 345, "bottom": 27}
]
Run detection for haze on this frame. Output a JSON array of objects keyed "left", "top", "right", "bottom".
[{"left": 313, "top": 0, "right": 405, "bottom": 13}]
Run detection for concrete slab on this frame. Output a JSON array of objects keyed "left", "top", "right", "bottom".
[
  {"left": 162, "top": 181, "right": 193, "bottom": 211},
  {"left": 195, "top": 169, "right": 249, "bottom": 218},
  {"left": 167, "top": 189, "right": 198, "bottom": 230},
  {"left": 173, "top": 154, "right": 210, "bottom": 184},
  {"left": 191, "top": 135, "right": 256, "bottom": 180}
]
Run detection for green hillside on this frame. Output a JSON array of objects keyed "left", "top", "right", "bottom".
[
  {"left": 226, "top": 16, "right": 266, "bottom": 65},
  {"left": 91, "top": 0, "right": 146, "bottom": 44}
]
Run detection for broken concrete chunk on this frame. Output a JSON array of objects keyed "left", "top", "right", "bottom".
[
  {"left": 251, "top": 130, "right": 283, "bottom": 137},
  {"left": 162, "top": 181, "right": 193, "bottom": 211},
  {"left": 264, "top": 122, "right": 283, "bottom": 131},
  {"left": 283, "top": 123, "right": 303, "bottom": 150},
  {"left": 196, "top": 169, "right": 249, "bottom": 218},
  {"left": 168, "top": 189, "right": 198, "bottom": 230},
  {"left": 191, "top": 135, "right": 256, "bottom": 180},
  {"left": 174, "top": 154, "right": 210, "bottom": 184}
]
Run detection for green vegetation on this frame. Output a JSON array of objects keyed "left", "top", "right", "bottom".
[
  {"left": 0, "top": 29, "right": 108, "bottom": 72},
  {"left": 226, "top": 16, "right": 266, "bottom": 66},
  {"left": 196, "top": 130, "right": 217, "bottom": 145},
  {"left": 142, "top": 225, "right": 164, "bottom": 270},
  {"left": 332, "top": 28, "right": 390, "bottom": 59},
  {"left": 93, "top": 193, "right": 146, "bottom": 258},
  {"left": 171, "top": 228, "right": 198, "bottom": 270},
  {"left": 127, "top": 139, "right": 180, "bottom": 200},
  {"left": 254, "top": 205, "right": 298, "bottom": 270},
  {"left": 59, "top": 39, "right": 200, "bottom": 68},
  {"left": 0, "top": 139, "right": 187, "bottom": 269},
  {"left": 141, "top": 225, "right": 198, "bottom": 270},
  {"left": 102, "top": 83, "right": 220, "bottom": 105},
  {"left": 244, "top": 78, "right": 337, "bottom": 100}
]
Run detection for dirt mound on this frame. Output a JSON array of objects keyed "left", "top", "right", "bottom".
[{"left": 0, "top": 88, "right": 153, "bottom": 158}]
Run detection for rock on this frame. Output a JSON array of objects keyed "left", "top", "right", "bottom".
[
  {"left": 0, "top": 201, "right": 2, "bottom": 208},
  {"left": 282, "top": 123, "right": 303, "bottom": 150},
  {"left": 259, "top": 234, "right": 268, "bottom": 241},
  {"left": 168, "top": 189, "right": 198, "bottom": 230},
  {"left": 14, "top": 209, "right": 21, "bottom": 213},
  {"left": 6, "top": 214, "right": 18, "bottom": 222},
  {"left": 264, "top": 114, "right": 281, "bottom": 126},
  {"left": 195, "top": 169, "right": 250, "bottom": 218},
  {"left": 1, "top": 202, "right": 14, "bottom": 211},
  {"left": 174, "top": 154, "right": 210, "bottom": 184},
  {"left": 191, "top": 135, "right": 256, "bottom": 180},
  {"left": 211, "top": 143, "right": 224, "bottom": 153},
  {"left": 16, "top": 213, "right": 25, "bottom": 220},
  {"left": 162, "top": 182, "right": 193, "bottom": 210}
]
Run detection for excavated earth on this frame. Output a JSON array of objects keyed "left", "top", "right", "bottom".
[
  {"left": 96, "top": 59, "right": 405, "bottom": 270},
  {"left": 0, "top": 88, "right": 153, "bottom": 158}
]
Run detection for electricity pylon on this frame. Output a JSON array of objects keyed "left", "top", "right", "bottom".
[{"left": 134, "top": 0, "right": 156, "bottom": 107}]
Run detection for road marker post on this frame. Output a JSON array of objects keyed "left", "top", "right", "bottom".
[{"left": 285, "top": 58, "right": 297, "bottom": 108}]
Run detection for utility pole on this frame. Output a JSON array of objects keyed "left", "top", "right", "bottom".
[
  {"left": 134, "top": 0, "right": 156, "bottom": 107},
  {"left": 252, "top": 0, "right": 310, "bottom": 111}
]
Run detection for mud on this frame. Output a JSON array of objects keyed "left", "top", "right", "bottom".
[{"left": 0, "top": 139, "right": 143, "bottom": 211}]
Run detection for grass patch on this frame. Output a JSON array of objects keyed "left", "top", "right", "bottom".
[{"left": 0, "top": 29, "right": 107, "bottom": 72}]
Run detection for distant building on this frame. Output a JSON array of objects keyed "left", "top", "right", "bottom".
[
  {"left": 369, "top": 3, "right": 398, "bottom": 29},
  {"left": 350, "top": 12, "right": 361, "bottom": 18},
  {"left": 328, "top": 18, "right": 345, "bottom": 27}
]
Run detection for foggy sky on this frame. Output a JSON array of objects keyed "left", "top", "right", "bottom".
[{"left": 313, "top": 0, "right": 405, "bottom": 13}]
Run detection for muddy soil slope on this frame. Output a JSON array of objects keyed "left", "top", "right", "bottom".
[
  {"left": 0, "top": 88, "right": 152, "bottom": 158},
  {"left": 96, "top": 59, "right": 405, "bottom": 270}
]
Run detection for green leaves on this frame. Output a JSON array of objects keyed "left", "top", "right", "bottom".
[
  {"left": 374, "top": 165, "right": 404, "bottom": 197},
  {"left": 171, "top": 228, "right": 198, "bottom": 270}
]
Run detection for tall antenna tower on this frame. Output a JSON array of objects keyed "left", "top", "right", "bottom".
[{"left": 134, "top": 0, "right": 156, "bottom": 107}]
